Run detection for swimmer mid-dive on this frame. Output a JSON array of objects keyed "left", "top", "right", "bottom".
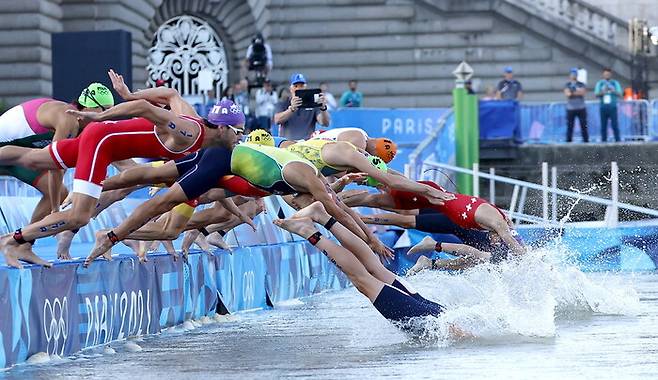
[{"left": 341, "top": 178, "right": 525, "bottom": 255}]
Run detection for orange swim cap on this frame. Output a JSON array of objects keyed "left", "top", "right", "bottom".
[{"left": 374, "top": 138, "right": 397, "bottom": 163}]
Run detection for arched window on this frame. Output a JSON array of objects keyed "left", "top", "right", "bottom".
[{"left": 147, "top": 15, "right": 228, "bottom": 97}]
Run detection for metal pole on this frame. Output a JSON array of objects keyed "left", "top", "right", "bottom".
[
  {"left": 473, "top": 163, "right": 480, "bottom": 197},
  {"left": 551, "top": 166, "right": 558, "bottom": 223},
  {"left": 489, "top": 167, "right": 496, "bottom": 204},
  {"left": 609, "top": 161, "right": 619, "bottom": 227},
  {"left": 542, "top": 162, "right": 549, "bottom": 223}
]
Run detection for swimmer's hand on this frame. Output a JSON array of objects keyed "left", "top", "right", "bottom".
[
  {"left": 370, "top": 239, "right": 395, "bottom": 261},
  {"left": 66, "top": 109, "right": 103, "bottom": 121},
  {"left": 148, "top": 186, "right": 163, "bottom": 197},
  {"left": 108, "top": 69, "right": 132, "bottom": 100},
  {"left": 342, "top": 172, "right": 368, "bottom": 185},
  {"left": 426, "top": 187, "right": 455, "bottom": 206}
]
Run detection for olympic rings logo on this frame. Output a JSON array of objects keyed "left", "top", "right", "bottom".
[
  {"left": 242, "top": 271, "right": 255, "bottom": 306},
  {"left": 43, "top": 297, "right": 69, "bottom": 356}
]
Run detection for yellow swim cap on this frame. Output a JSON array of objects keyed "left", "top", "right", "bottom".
[{"left": 245, "top": 129, "right": 274, "bottom": 146}]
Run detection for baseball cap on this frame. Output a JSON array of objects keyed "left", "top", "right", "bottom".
[
  {"left": 365, "top": 155, "right": 388, "bottom": 187},
  {"left": 289, "top": 73, "right": 307, "bottom": 85},
  {"left": 504, "top": 66, "right": 513, "bottom": 73},
  {"left": 208, "top": 99, "right": 246, "bottom": 127},
  {"left": 374, "top": 138, "right": 397, "bottom": 163},
  {"left": 78, "top": 83, "right": 114, "bottom": 109},
  {"left": 570, "top": 67, "right": 579, "bottom": 75}
]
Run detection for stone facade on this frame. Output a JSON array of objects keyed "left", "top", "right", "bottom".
[{"left": 0, "top": 0, "right": 645, "bottom": 107}]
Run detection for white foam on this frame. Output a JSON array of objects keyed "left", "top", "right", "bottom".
[
  {"left": 25, "top": 352, "right": 50, "bottom": 365},
  {"left": 124, "top": 341, "right": 142, "bottom": 352},
  {"left": 103, "top": 346, "right": 116, "bottom": 355},
  {"left": 406, "top": 244, "right": 641, "bottom": 345}
]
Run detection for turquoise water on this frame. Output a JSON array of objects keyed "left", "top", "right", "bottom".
[{"left": 2, "top": 251, "right": 656, "bottom": 379}]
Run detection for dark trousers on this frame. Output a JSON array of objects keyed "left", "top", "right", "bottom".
[
  {"left": 256, "top": 116, "right": 272, "bottom": 133},
  {"left": 566, "top": 108, "right": 588, "bottom": 142},
  {"left": 600, "top": 106, "right": 620, "bottom": 142}
]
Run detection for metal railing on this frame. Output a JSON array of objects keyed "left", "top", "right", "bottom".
[
  {"left": 520, "top": 100, "right": 652, "bottom": 143},
  {"left": 405, "top": 109, "right": 454, "bottom": 179},
  {"left": 510, "top": 0, "right": 629, "bottom": 48},
  {"left": 418, "top": 160, "right": 658, "bottom": 228}
]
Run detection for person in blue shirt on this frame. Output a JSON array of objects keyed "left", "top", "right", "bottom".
[
  {"left": 594, "top": 67, "right": 623, "bottom": 142},
  {"left": 339, "top": 80, "right": 363, "bottom": 108}
]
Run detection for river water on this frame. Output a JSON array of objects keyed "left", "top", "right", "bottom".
[{"left": 3, "top": 249, "right": 657, "bottom": 379}]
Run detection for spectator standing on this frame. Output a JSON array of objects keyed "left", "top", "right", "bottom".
[
  {"left": 255, "top": 79, "right": 278, "bottom": 132},
  {"left": 243, "top": 32, "right": 273, "bottom": 76},
  {"left": 465, "top": 80, "right": 475, "bottom": 95},
  {"left": 496, "top": 67, "right": 523, "bottom": 100},
  {"left": 594, "top": 67, "right": 623, "bottom": 142},
  {"left": 320, "top": 82, "right": 338, "bottom": 111},
  {"left": 274, "top": 73, "right": 330, "bottom": 140},
  {"left": 339, "top": 80, "right": 363, "bottom": 108},
  {"left": 564, "top": 68, "right": 589, "bottom": 143},
  {"left": 481, "top": 85, "right": 496, "bottom": 100},
  {"left": 234, "top": 79, "right": 256, "bottom": 131}
]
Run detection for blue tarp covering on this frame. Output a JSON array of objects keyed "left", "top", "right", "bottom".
[{"left": 479, "top": 100, "right": 521, "bottom": 142}]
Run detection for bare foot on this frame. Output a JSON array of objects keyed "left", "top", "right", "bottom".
[
  {"left": 273, "top": 217, "right": 318, "bottom": 239},
  {"left": 407, "top": 256, "right": 432, "bottom": 276},
  {"left": 407, "top": 236, "right": 438, "bottom": 256},
  {"left": 122, "top": 239, "right": 141, "bottom": 255},
  {"left": 55, "top": 230, "right": 75, "bottom": 260},
  {"left": 207, "top": 233, "right": 231, "bottom": 251},
  {"left": 84, "top": 231, "right": 115, "bottom": 267},
  {"left": 0, "top": 235, "right": 52, "bottom": 269},
  {"left": 291, "top": 201, "right": 327, "bottom": 224},
  {"left": 194, "top": 235, "right": 211, "bottom": 252}
]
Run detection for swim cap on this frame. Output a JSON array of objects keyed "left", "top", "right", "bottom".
[
  {"left": 208, "top": 100, "right": 246, "bottom": 127},
  {"left": 245, "top": 129, "right": 274, "bottom": 146},
  {"left": 78, "top": 83, "right": 114, "bottom": 109},
  {"left": 374, "top": 138, "right": 397, "bottom": 163},
  {"left": 365, "top": 155, "right": 388, "bottom": 187}
]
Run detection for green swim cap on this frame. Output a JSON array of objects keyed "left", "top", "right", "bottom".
[
  {"left": 365, "top": 154, "right": 388, "bottom": 187},
  {"left": 78, "top": 83, "right": 114, "bottom": 109}
]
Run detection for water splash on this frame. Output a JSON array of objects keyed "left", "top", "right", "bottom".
[{"left": 403, "top": 243, "right": 641, "bottom": 346}]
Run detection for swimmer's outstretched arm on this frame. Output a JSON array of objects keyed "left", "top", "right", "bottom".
[
  {"left": 102, "top": 160, "right": 179, "bottom": 191},
  {"left": 108, "top": 69, "right": 198, "bottom": 117}
]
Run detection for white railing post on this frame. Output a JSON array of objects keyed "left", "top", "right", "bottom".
[
  {"left": 489, "top": 167, "right": 496, "bottom": 204},
  {"left": 609, "top": 161, "right": 619, "bottom": 227},
  {"left": 473, "top": 163, "right": 479, "bottom": 197},
  {"left": 551, "top": 166, "right": 558, "bottom": 222},
  {"left": 542, "top": 162, "right": 549, "bottom": 223}
]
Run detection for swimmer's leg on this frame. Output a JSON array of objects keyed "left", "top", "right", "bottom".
[
  {"left": 361, "top": 212, "right": 417, "bottom": 229},
  {"left": 275, "top": 217, "right": 447, "bottom": 323},
  {"left": 294, "top": 202, "right": 441, "bottom": 308}
]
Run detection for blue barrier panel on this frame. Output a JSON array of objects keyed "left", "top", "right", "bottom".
[
  {"left": 329, "top": 108, "right": 448, "bottom": 145},
  {"left": 0, "top": 240, "right": 350, "bottom": 369},
  {"left": 479, "top": 100, "right": 520, "bottom": 141}
]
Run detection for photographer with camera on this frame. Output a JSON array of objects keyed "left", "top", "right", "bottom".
[
  {"left": 243, "top": 33, "right": 273, "bottom": 83},
  {"left": 564, "top": 68, "right": 588, "bottom": 143},
  {"left": 594, "top": 67, "right": 623, "bottom": 142},
  {"left": 274, "top": 73, "right": 330, "bottom": 140}
]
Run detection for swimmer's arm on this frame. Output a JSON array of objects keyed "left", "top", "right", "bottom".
[
  {"left": 217, "top": 197, "right": 256, "bottom": 231},
  {"left": 197, "top": 188, "right": 229, "bottom": 204},
  {"left": 330, "top": 173, "right": 368, "bottom": 193},
  {"left": 74, "top": 99, "right": 172, "bottom": 125},
  {"left": 108, "top": 69, "right": 199, "bottom": 117},
  {"left": 307, "top": 177, "right": 368, "bottom": 242},
  {"left": 111, "top": 159, "right": 138, "bottom": 172},
  {"left": 340, "top": 150, "right": 453, "bottom": 203},
  {"left": 47, "top": 114, "right": 79, "bottom": 211}
]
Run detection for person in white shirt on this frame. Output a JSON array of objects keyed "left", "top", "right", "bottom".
[
  {"left": 320, "top": 82, "right": 338, "bottom": 111},
  {"left": 254, "top": 79, "right": 278, "bottom": 132}
]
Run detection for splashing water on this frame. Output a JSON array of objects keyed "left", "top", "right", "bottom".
[{"left": 401, "top": 242, "right": 641, "bottom": 346}]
